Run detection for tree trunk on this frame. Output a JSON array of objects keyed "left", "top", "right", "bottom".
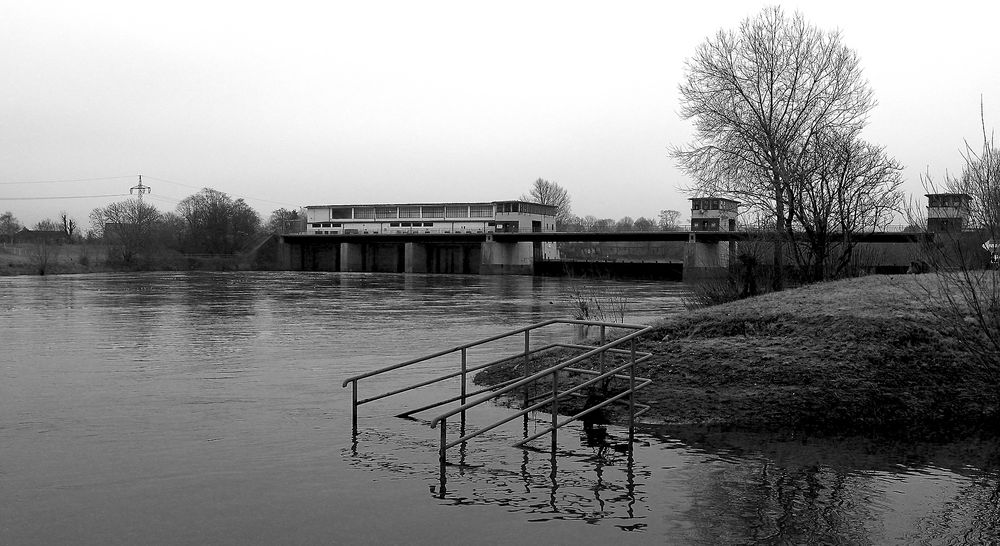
[{"left": 772, "top": 181, "right": 785, "bottom": 291}]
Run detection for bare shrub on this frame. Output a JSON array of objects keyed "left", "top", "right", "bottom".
[
  {"left": 566, "top": 278, "right": 630, "bottom": 324},
  {"left": 907, "top": 104, "right": 1000, "bottom": 366}
]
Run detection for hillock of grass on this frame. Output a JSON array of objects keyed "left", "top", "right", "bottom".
[{"left": 477, "top": 275, "right": 1000, "bottom": 439}]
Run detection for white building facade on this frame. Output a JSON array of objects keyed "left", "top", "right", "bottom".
[{"left": 304, "top": 201, "right": 558, "bottom": 235}]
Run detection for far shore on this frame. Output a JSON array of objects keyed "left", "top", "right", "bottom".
[
  {"left": 0, "top": 243, "right": 258, "bottom": 276},
  {"left": 476, "top": 274, "right": 999, "bottom": 440}
]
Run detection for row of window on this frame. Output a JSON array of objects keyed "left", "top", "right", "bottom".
[
  {"left": 495, "top": 201, "right": 556, "bottom": 216},
  {"left": 324, "top": 204, "right": 497, "bottom": 220},
  {"left": 927, "top": 196, "right": 970, "bottom": 208},
  {"left": 690, "top": 199, "right": 739, "bottom": 212},
  {"left": 311, "top": 221, "right": 500, "bottom": 229}
]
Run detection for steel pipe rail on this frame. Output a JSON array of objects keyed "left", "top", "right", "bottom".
[
  {"left": 441, "top": 356, "right": 650, "bottom": 450},
  {"left": 343, "top": 319, "right": 650, "bottom": 432},
  {"left": 429, "top": 326, "right": 652, "bottom": 428}
]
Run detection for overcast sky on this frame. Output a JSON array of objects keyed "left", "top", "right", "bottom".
[{"left": 2, "top": 0, "right": 998, "bottom": 228}]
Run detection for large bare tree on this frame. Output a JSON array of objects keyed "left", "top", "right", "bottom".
[
  {"left": 176, "top": 188, "right": 261, "bottom": 254},
  {"left": 789, "top": 130, "right": 904, "bottom": 280},
  {"left": 672, "top": 6, "right": 875, "bottom": 289},
  {"left": 90, "top": 198, "right": 163, "bottom": 264},
  {"left": 521, "top": 178, "right": 572, "bottom": 227}
]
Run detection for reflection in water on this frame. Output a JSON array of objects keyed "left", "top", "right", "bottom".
[
  {"left": 4, "top": 271, "right": 1000, "bottom": 544},
  {"left": 349, "top": 418, "right": 647, "bottom": 527}
]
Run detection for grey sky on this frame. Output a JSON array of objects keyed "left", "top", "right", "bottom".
[{"left": 2, "top": 0, "right": 998, "bottom": 228}]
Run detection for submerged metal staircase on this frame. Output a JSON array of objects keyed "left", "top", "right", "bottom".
[{"left": 342, "top": 319, "right": 654, "bottom": 473}]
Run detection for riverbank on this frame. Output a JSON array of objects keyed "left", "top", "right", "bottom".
[
  {"left": 0, "top": 243, "right": 269, "bottom": 275},
  {"left": 477, "top": 274, "right": 1000, "bottom": 439},
  {"left": 0, "top": 243, "right": 111, "bottom": 275}
]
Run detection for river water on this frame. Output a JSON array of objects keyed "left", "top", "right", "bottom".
[{"left": 1, "top": 271, "right": 998, "bottom": 545}]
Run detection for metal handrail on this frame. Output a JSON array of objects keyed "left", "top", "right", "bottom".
[
  {"left": 341, "top": 318, "right": 647, "bottom": 387},
  {"left": 429, "top": 327, "right": 651, "bottom": 428},
  {"left": 343, "top": 318, "right": 649, "bottom": 431},
  {"left": 343, "top": 318, "right": 654, "bottom": 476},
  {"left": 440, "top": 355, "right": 652, "bottom": 450}
]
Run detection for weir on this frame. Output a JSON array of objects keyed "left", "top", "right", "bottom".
[{"left": 276, "top": 231, "right": 929, "bottom": 279}]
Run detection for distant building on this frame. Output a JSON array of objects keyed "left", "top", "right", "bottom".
[
  {"left": 689, "top": 197, "right": 740, "bottom": 231},
  {"left": 304, "top": 201, "right": 558, "bottom": 235},
  {"left": 926, "top": 193, "right": 972, "bottom": 232},
  {"left": 13, "top": 228, "right": 68, "bottom": 245}
]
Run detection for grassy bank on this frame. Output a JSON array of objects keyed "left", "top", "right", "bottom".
[
  {"left": 1, "top": 243, "right": 275, "bottom": 275},
  {"left": 477, "top": 275, "right": 1000, "bottom": 439},
  {"left": 0, "top": 243, "right": 114, "bottom": 275}
]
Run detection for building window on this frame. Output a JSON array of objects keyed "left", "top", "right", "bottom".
[
  {"left": 375, "top": 207, "right": 397, "bottom": 219},
  {"left": 330, "top": 207, "right": 352, "bottom": 219},
  {"left": 422, "top": 206, "right": 444, "bottom": 218},
  {"left": 445, "top": 205, "right": 469, "bottom": 218},
  {"left": 399, "top": 206, "right": 420, "bottom": 218},
  {"left": 354, "top": 207, "right": 375, "bottom": 220},
  {"left": 470, "top": 204, "right": 493, "bottom": 218}
]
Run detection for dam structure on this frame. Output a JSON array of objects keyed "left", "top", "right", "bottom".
[
  {"left": 275, "top": 197, "right": 951, "bottom": 280},
  {"left": 286, "top": 200, "right": 560, "bottom": 275}
]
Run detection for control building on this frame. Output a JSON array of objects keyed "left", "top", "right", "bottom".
[
  {"left": 298, "top": 200, "right": 559, "bottom": 274},
  {"left": 926, "top": 193, "right": 972, "bottom": 232},
  {"left": 305, "top": 201, "right": 558, "bottom": 235}
]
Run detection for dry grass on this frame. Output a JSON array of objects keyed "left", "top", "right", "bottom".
[{"left": 477, "top": 275, "right": 999, "bottom": 439}]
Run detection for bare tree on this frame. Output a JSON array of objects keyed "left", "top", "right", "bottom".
[
  {"left": 34, "top": 219, "right": 62, "bottom": 231},
  {"left": 60, "top": 211, "right": 77, "bottom": 240},
  {"left": 614, "top": 216, "right": 634, "bottom": 232},
  {"left": 521, "top": 178, "right": 572, "bottom": 227},
  {"left": 633, "top": 216, "right": 656, "bottom": 231},
  {"left": 789, "top": 130, "right": 904, "bottom": 280},
  {"left": 913, "top": 106, "right": 999, "bottom": 366},
  {"left": 658, "top": 209, "right": 682, "bottom": 231},
  {"left": 176, "top": 188, "right": 261, "bottom": 254},
  {"left": 672, "top": 6, "right": 875, "bottom": 290},
  {"left": 265, "top": 208, "right": 303, "bottom": 234},
  {"left": 90, "top": 198, "right": 163, "bottom": 264},
  {"left": 0, "top": 211, "right": 20, "bottom": 243}
]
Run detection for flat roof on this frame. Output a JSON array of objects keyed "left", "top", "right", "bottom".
[
  {"left": 688, "top": 197, "right": 740, "bottom": 203},
  {"left": 305, "top": 200, "right": 553, "bottom": 209}
]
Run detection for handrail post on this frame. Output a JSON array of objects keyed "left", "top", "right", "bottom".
[
  {"left": 550, "top": 369, "right": 559, "bottom": 451},
  {"left": 522, "top": 330, "right": 531, "bottom": 409},
  {"left": 460, "top": 348, "right": 468, "bottom": 431},
  {"left": 628, "top": 337, "right": 636, "bottom": 444},
  {"left": 599, "top": 325, "right": 606, "bottom": 377},
  {"left": 351, "top": 380, "right": 358, "bottom": 434},
  {"left": 439, "top": 417, "right": 447, "bottom": 480}
]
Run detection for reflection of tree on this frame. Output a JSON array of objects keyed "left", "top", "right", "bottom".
[
  {"left": 684, "top": 456, "right": 881, "bottom": 544},
  {"left": 910, "top": 469, "right": 1000, "bottom": 543}
]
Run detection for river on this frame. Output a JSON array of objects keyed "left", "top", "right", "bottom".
[{"left": 1, "top": 271, "right": 998, "bottom": 545}]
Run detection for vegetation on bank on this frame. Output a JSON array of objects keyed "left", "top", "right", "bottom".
[
  {"left": 0, "top": 239, "right": 281, "bottom": 276},
  {"left": 476, "top": 275, "right": 999, "bottom": 439}
]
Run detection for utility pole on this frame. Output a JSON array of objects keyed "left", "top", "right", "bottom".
[{"left": 130, "top": 174, "right": 151, "bottom": 201}]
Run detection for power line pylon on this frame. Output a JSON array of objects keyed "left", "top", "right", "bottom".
[{"left": 130, "top": 175, "right": 151, "bottom": 201}]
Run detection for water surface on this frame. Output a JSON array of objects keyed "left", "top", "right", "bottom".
[{"left": 1, "top": 272, "right": 997, "bottom": 544}]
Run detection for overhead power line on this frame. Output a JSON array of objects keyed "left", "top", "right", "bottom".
[
  {"left": 0, "top": 193, "right": 129, "bottom": 200},
  {"left": 143, "top": 175, "right": 301, "bottom": 208},
  {"left": 0, "top": 175, "right": 135, "bottom": 186}
]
